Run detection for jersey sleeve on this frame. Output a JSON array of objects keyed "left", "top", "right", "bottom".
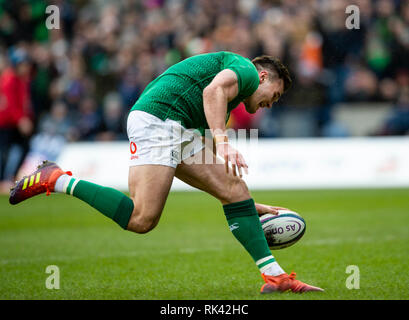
[{"left": 223, "top": 52, "right": 260, "bottom": 98}]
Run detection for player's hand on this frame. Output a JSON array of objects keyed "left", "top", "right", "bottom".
[
  {"left": 255, "top": 204, "right": 291, "bottom": 216},
  {"left": 215, "top": 142, "right": 248, "bottom": 178}
]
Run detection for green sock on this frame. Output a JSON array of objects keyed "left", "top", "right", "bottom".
[
  {"left": 223, "top": 198, "right": 277, "bottom": 272},
  {"left": 64, "top": 178, "right": 133, "bottom": 230}
]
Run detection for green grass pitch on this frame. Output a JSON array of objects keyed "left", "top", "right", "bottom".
[{"left": 1, "top": 188, "right": 408, "bottom": 300}]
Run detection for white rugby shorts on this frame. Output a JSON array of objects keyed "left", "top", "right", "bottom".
[{"left": 127, "top": 110, "right": 205, "bottom": 168}]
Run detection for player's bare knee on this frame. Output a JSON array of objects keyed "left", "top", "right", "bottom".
[
  {"left": 127, "top": 216, "right": 158, "bottom": 234},
  {"left": 126, "top": 207, "right": 159, "bottom": 234},
  {"left": 137, "top": 219, "right": 158, "bottom": 234}
]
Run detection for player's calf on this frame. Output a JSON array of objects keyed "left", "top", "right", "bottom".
[{"left": 216, "top": 175, "right": 251, "bottom": 205}]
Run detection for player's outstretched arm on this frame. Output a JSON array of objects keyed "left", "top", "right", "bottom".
[{"left": 203, "top": 69, "right": 248, "bottom": 177}]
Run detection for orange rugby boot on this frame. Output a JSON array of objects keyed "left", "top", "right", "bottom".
[
  {"left": 9, "top": 160, "right": 72, "bottom": 205},
  {"left": 261, "top": 271, "right": 324, "bottom": 294}
]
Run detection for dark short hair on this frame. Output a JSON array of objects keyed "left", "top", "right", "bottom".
[{"left": 251, "top": 55, "right": 292, "bottom": 92}]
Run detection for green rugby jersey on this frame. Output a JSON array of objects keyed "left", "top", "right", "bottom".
[{"left": 131, "top": 51, "right": 259, "bottom": 135}]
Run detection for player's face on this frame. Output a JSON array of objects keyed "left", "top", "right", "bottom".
[{"left": 244, "top": 76, "right": 284, "bottom": 114}]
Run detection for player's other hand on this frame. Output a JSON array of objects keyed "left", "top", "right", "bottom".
[
  {"left": 255, "top": 204, "right": 291, "bottom": 216},
  {"left": 216, "top": 142, "right": 248, "bottom": 178}
]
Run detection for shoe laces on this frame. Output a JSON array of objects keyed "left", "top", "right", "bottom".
[
  {"left": 45, "top": 170, "right": 72, "bottom": 196},
  {"left": 288, "top": 271, "right": 297, "bottom": 280}
]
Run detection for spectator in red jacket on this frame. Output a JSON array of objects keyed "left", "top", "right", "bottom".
[{"left": 0, "top": 47, "right": 33, "bottom": 193}]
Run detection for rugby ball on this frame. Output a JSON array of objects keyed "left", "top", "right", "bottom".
[{"left": 259, "top": 209, "right": 306, "bottom": 250}]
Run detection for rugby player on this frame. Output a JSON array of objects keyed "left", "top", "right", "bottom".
[{"left": 10, "top": 51, "right": 323, "bottom": 293}]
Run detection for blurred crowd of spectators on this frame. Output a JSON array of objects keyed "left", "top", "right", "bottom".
[{"left": 1, "top": 0, "right": 409, "bottom": 187}]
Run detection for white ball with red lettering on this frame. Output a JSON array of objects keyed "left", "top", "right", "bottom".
[{"left": 259, "top": 209, "right": 306, "bottom": 250}]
